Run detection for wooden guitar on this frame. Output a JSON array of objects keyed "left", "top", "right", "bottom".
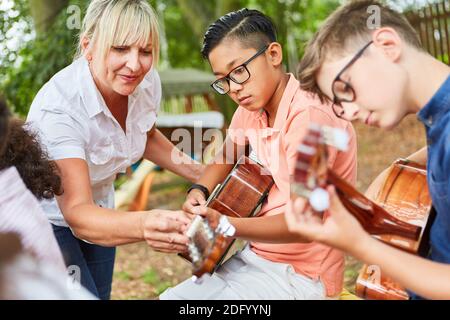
[
  {"left": 355, "top": 159, "right": 435, "bottom": 300},
  {"left": 291, "top": 124, "right": 435, "bottom": 300},
  {"left": 184, "top": 155, "right": 274, "bottom": 282}
]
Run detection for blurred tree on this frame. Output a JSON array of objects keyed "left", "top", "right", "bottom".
[
  {"left": 0, "top": 0, "right": 86, "bottom": 115},
  {"left": 29, "top": 0, "right": 69, "bottom": 34},
  {"left": 167, "top": 0, "right": 340, "bottom": 120},
  {"left": 0, "top": 0, "right": 340, "bottom": 117},
  {"left": 175, "top": 0, "right": 243, "bottom": 39}
]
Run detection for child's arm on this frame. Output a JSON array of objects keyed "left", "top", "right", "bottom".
[
  {"left": 194, "top": 136, "right": 238, "bottom": 194},
  {"left": 229, "top": 214, "right": 311, "bottom": 243},
  {"left": 354, "top": 232, "right": 450, "bottom": 300},
  {"left": 144, "top": 127, "right": 204, "bottom": 183},
  {"left": 285, "top": 185, "right": 450, "bottom": 300},
  {"left": 193, "top": 206, "right": 310, "bottom": 243},
  {"left": 406, "top": 146, "right": 428, "bottom": 165}
]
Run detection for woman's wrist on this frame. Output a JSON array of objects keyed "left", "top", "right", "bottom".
[
  {"left": 186, "top": 164, "right": 204, "bottom": 183},
  {"left": 138, "top": 211, "right": 150, "bottom": 241}
]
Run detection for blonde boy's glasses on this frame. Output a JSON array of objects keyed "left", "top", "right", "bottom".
[
  {"left": 211, "top": 45, "right": 269, "bottom": 95},
  {"left": 331, "top": 41, "right": 373, "bottom": 118}
]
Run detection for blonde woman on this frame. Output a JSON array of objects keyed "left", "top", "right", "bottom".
[{"left": 26, "top": 0, "right": 202, "bottom": 300}]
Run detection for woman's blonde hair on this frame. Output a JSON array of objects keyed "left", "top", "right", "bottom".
[{"left": 75, "top": 0, "right": 160, "bottom": 65}]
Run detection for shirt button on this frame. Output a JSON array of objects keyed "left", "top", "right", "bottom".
[{"left": 427, "top": 116, "right": 433, "bottom": 126}]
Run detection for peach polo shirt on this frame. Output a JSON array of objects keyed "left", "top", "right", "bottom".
[{"left": 227, "top": 74, "right": 357, "bottom": 297}]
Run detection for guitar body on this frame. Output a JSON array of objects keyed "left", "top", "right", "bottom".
[
  {"left": 355, "top": 159, "right": 435, "bottom": 300},
  {"left": 208, "top": 155, "right": 275, "bottom": 218},
  {"left": 186, "top": 155, "right": 274, "bottom": 280}
]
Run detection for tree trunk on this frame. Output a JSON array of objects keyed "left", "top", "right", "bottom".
[
  {"left": 215, "top": 0, "right": 243, "bottom": 18},
  {"left": 176, "top": 0, "right": 243, "bottom": 39},
  {"left": 29, "top": 0, "right": 69, "bottom": 34},
  {"left": 176, "top": 0, "right": 213, "bottom": 39}
]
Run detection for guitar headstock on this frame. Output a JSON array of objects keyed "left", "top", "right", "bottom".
[
  {"left": 291, "top": 123, "right": 349, "bottom": 212},
  {"left": 185, "top": 211, "right": 235, "bottom": 283}
]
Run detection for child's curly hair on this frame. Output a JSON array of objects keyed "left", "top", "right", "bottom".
[{"left": 0, "top": 119, "right": 63, "bottom": 200}]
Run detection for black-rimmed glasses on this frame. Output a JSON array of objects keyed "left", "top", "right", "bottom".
[
  {"left": 211, "top": 45, "right": 269, "bottom": 95},
  {"left": 331, "top": 41, "right": 373, "bottom": 118}
]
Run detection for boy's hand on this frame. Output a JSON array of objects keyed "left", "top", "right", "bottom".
[
  {"left": 285, "top": 185, "right": 368, "bottom": 253},
  {"left": 183, "top": 189, "right": 207, "bottom": 214},
  {"left": 191, "top": 206, "right": 223, "bottom": 230}
]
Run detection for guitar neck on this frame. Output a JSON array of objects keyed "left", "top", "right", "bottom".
[{"left": 326, "top": 170, "right": 422, "bottom": 241}]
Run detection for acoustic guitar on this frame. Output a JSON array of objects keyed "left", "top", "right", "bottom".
[
  {"left": 184, "top": 155, "right": 274, "bottom": 282},
  {"left": 355, "top": 159, "right": 435, "bottom": 300},
  {"left": 291, "top": 123, "right": 435, "bottom": 300}
]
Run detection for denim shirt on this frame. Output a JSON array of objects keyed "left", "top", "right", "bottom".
[{"left": 417, "top": 75, "right": 450, "bottom": 265}]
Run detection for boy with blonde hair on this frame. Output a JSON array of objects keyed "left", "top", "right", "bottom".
[{"left": 288, "top": 0, "right": 450, "bottom": 299}]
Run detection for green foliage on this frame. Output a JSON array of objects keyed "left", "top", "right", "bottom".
[
  {"left": 115, "top": 271, "right": 132, "bottom": 281},
  {"left": 154, "top": 281, "right": 171, "bottom": 295},
  {"left": 141, "top": 267, "right": 172, "bottom": 295},
  {"left": 0, "top": 0, "right": 340, "bottom": 117},
  {"left": 0, "top": 0, "right": 31, "bottom": 109},
  {"left": 113, "top": 173, "right": 129, "bottom": 190},
  {"left": 142, "top": 268, "right": 159, "bottom": 285},
  {"left": 159, "top": 0, "right": 207, "bottom": 70},
  {"left": 0, "top": 0, "right": 31, "bottom": 72},
  {"left": 1, "top": 0, "right": 87, "bottom": 116}
]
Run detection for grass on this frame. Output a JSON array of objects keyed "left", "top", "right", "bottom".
[
  {"left": 111, "top": 115, "right": 426, "bottom": 299},
  {"left": 142, "top": 268, "right": 159, "bottom": 285},
  {"left": 115, "top": 271, "right": 132, "bottom": 281}
]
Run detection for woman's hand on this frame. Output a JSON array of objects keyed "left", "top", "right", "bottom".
[
  {"left": 285, "top": 186, "right": 369, "bottom": 254},
  {"left": 141, "top": 209, "right": 194, "bottom": 253},
  {"left": 182, "top": 189, "right": 207, "bottom": 214}
]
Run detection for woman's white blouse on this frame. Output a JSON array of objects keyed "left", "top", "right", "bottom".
[{"left": 26, "top": 57, "right": 161, "bottom": 227}]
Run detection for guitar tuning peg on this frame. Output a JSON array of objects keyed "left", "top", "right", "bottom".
[
  {"left": 203, "top": 221, "right": 213, "bottom": 234},
  {"left": 192, "top": 253, "right": 200, "bottom": 263},
  {"left": 191, "top": 275, "right": 203, "bottom": 284},
  {"left": 188, "top": 245, "right": 200, "bottom": 262},
  {"left": 309, "top": 187, "right": 330, "bottom": 212},
  {"left": 205, "top": 228, "right": 214, "bottom": 240},
  {"left": 322, "top": 126, "right": 349, "bottom": 151}
]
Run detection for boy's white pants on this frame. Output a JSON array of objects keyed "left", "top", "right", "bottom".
[{"left": 160, "top": 245, "right": 326, "bottom": 300}]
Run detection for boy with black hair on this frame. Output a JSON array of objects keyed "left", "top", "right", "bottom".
[
  {"left": 287, "top": 0, "right": 450, "bottom": 299},
  {"left": 160, "top": 8, "right": 357, "bottom": 300}
]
